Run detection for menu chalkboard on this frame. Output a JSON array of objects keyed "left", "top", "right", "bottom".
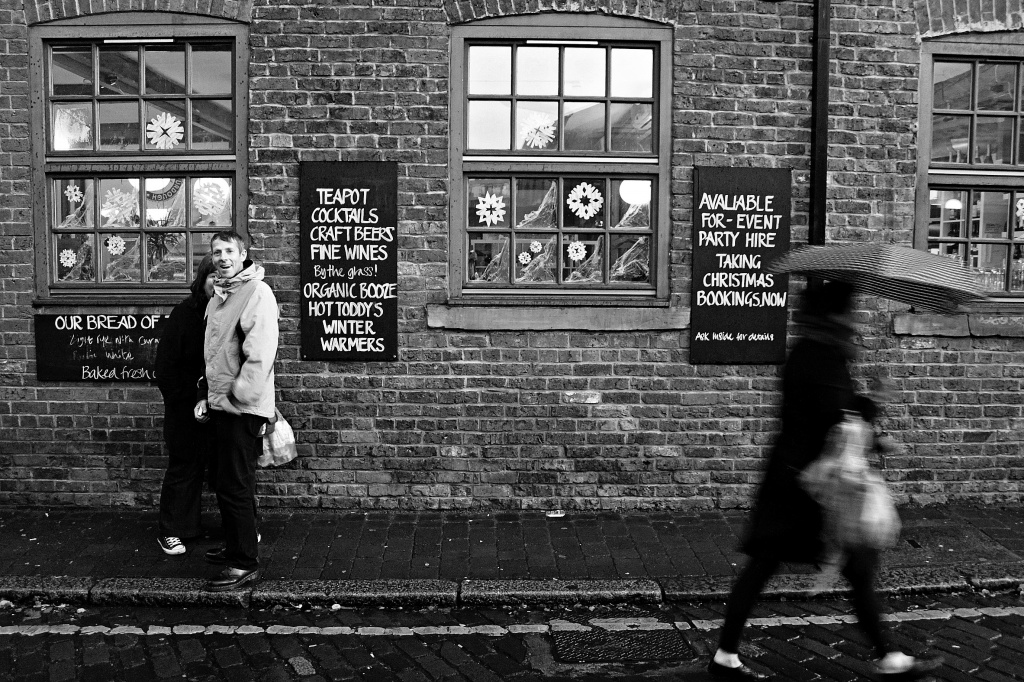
[
  {"left": 35, "top": 314, "right": 167, "bottom": 381},
  {"left": 690, "top": 167, "right": 791, "bottom": 364},
  {"left": 299, "top": 161, "right": 399, "bottom": 361}
]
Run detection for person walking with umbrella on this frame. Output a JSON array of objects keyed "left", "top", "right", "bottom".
[{"left": 708, "top": 280, "right": 943, "bottom": 681}]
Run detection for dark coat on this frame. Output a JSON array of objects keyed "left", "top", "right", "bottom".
[
  {"left": 155, "top": 296, "right": 207, "bottom": 406},
  {"left": 741, "top": 336, "right": 871, "bottom": 563}
]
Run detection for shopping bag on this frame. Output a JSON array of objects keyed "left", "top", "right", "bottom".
[{"left": 258, "top": 409, "right": 298, "bottom": 467}]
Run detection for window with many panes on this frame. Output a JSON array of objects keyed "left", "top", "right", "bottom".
[
  {"left": 918, "top": 35, "right": 1024, "bottom": 299},
  {"left": 450, "top": 16, "right": 671, "bottom": 301},
  {"left": 30, "top": 16, "right": 248, "bottom": 302}
]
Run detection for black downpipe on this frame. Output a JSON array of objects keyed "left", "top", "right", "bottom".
[{"left": 809, "top": 0, "right": 831, "bottom": 246}]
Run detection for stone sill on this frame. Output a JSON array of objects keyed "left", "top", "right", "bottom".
[
  {"left": 427, "top": 305, "right": 690, "bottom": 331},
  {"left": 893, "top": 313, "right": 1024, "bottom": 337}
]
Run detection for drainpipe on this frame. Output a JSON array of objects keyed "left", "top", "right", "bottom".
[{"left": 809, "top": 0, "right": 831, "bottom": 246}]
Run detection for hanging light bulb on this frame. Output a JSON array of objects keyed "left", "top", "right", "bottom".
[
  {"left": 944, "top": 197, "right": 962, "bottom": 211},
  {"left": 618, "top": 180, "right": 651, "bottom": 206}
]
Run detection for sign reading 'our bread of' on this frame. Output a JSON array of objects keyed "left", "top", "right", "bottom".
[
  {"left": 35, "top": 313, "right": 167, "bottom": 381},
  {"left": 690, "top": 167, "right": 791, "bottom": 364},
  {"left": 300, "top": 161, "right": 398, "bottom": 361}
]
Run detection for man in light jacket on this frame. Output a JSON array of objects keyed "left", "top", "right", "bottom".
[{"left": 195, "top": 230, "right": 278, "bottom": 592}]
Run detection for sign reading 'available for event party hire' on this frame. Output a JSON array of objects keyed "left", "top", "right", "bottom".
[
  {"left": 300, "top": 161, "right": 398, "bottom": 361},
  {"left": 690, "top": 167, "right": 791, "bottom": 364}
]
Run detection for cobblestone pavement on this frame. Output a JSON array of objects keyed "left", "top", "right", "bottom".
[{"left": 2, "top": 588, "right": 1023, "bottom": 680}]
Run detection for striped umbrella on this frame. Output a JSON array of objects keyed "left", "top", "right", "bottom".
[{"left": 767, "top": 243, "right": 989, "bottom": 313}]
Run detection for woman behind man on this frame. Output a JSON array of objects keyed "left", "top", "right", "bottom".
[
  {"left": 155, "top": 255, "right": 217, "bottom": 555},
  {"left": 709, "top": 281, "right": 942, "bottom": 681}
]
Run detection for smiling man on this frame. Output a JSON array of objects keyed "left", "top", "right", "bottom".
[{"left": 195, "top": 230, "right": 279, "bottom": 592}]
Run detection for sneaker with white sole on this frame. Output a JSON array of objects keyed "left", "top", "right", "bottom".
[{"left": 158, "top": 536, "right": 186, "bottom": 555}]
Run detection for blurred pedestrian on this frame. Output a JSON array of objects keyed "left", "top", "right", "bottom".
[
  {"left": 195, "top": 231, "right": 278, "bottom": 592},
  {"left": 708, "top": 280, "right": 942, "bottom": 681},
  {"left": 155, "top": 254, "right": 217, "bottom": 556}
]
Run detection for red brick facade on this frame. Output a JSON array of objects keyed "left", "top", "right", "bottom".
[{"left": 1, "top": 0, "right": 1022, "bottom": 510}]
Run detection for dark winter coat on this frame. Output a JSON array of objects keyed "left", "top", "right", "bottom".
[
  {"left": 155, "top": 296, "right": 207, "bottom": 406},
  {"left": 741, "top": 336, "right": 873, "bottom": 563}
]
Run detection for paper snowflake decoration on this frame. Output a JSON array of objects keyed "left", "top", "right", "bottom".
[
  {"left": 105, "top": 235, "right": 126, "bottom": 256},
  {"left": 475, "top": 192, "right": 506, "bottom": 227},
  {"left": 519, "top": 112, "right": 556, "bottom": 149},
  {"left": 567, "top": 241, "right": 588, "bottom": 262},
  {"left": 147, "top": 112, "right": 184, "bottom": 150},
  {"left": 1016, "top": 198, "right": 1024, "bottom": 222},
  {"left": 59, "top": 249, "right": 77, "bottom": 269},
  {"left": 517, "top": 251, "right": 533, "bottom": 266},
  {"left": 194, "top": 179, "right": 229, "bottom": 217},
  {"left": 64, "top": 184, "right": 83, "bottom": 204},
  {"left": 567, "top": 182, "right": 603, "bottom": 221},
  {"left": 101, "top": 188, "right": 135, "bottom": 222},
  {"left": 529, "top": 240, "right": 543, "bottom": 254}
]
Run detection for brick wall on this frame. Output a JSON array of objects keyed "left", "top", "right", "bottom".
[{"left": 0, "top": 0, "right": 1021, "bottom": 510}]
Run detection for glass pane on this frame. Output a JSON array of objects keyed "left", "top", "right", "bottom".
[
  {"left": 467, "top": 178, "right": 511, "bottom": 229},
  {"left": 1012, "top": 243, "right": 1024, "bottom": 292},
  {"left": 145, "top": 101, "right": 187, "bottom": 151},
  {"left": 975, "top": 116, "right": 1013, "bottom": 164},
  {"left": 609, "top": 103, "right": 652, "bottom": 152},
  {"left": 144, "top": 46, "right": 186, "bottom": 95},
  {"left": 467, "top": 232, "right": 509, "bottom": 283},
  {"left": 610, "top": 235, "right": 650, "bottom": 283},
  {"left": 563, "top": 178, "right": 606, "bottom": 228},
  {"left": 931, "top": 114, "right": 970, "bottom": 163},
  {"left": 516, "top": 47, "right": 558, "bottom": 96},
  {"left": 932, "top": 61, "right": 972, "bottom": 110},
  {"left": 52, "top": 103, "right": 93, "bottom": 151},
  {"left": 563, "top": 234, "right": 603, "bottom": 284},
  {"left": 515, "top": 179, "right": 557, "bottom": 229},
  {"left": 56, "top": 233, "right": 95, "bottom": 282},
  {"left": 467, "top": 101, "right": 511, "bottom": 149},
  {"left": 192, "top": 99, "right": 233, "bottom": 150},
  {"left": 191, "top": 178, "right": 233, "bottom": 227},
  {"left": 611, "top": 179, "right": 652, "bottom": 229},
  {"left": 99, "top": 47, "right": 139, "bottom": 96},
  {"left": 971, "top": 243, "right": 1008, "bottom": 291},
  {"left": 927, "top": 189, "right": 965, "bottom": 238},
  {"left": 100, "top": 233, "right": 141, "bottom": 282},
  {"left": 98, "top": 101, "right": 140, "bottom": 151},
  {"left": 468, "top": 45, "right": 511, "bottom": 96},
  {"left": 977, "top": 63, "right": 1015, "bottom": 111},
  {"left": 563, "top": 102, "right": 605, "bottom": 152},
  {"left": 99, "top": 178, "right": 140, "bottom": 228},
  {"left": 611, "top": 49, "right": 653, "bottom": 98},
  {"left": 971, "top": 191, "right": 1010, "bottom": 239},
  {"left": 54, "top": 178, "right": 95, "bottom": 229},
  {"left": 144, "top": 178, "right": 186, "bottom": 228},
  {"left": 192, "top": 45, "right": 233, "bottom": 95},
  {"left": 514, "top": 234, "right": 556, "bottom": 283},
  {"left": 516, "top": 101, "right": 558, "bottom": 150},
  {"left": 191, "top": 234, "right": 215, "bottom": 274},
  {"left": 564, "top": 48, "right": 605, "bottom": 97},
  {"left": 146, "top": 232, "right": 187, "bottom": 282},
  {"left": 51, "top": 47, "right": 93, "bottom": 97}
]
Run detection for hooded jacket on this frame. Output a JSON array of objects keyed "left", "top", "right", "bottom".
[{"left": 204, "top": 260, "right": 278, "bottom": 419}]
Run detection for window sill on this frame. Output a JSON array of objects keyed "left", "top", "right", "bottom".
[
  {"left": 893, "top": 312, "right": 1024, "bottom": 337},
  {"left": 427, "top": 303, "right": 689, "bottom": 331},
  {"left": 33, "top": 296, "right": 183, "bottom": 311}
]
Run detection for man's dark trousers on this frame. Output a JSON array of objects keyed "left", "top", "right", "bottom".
[{"left": 211, "top": 411, "right": 264, "bottom": 571}]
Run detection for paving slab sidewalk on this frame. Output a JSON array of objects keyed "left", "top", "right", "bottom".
[{"left": 0, "top": 504, "right": 1021, "bottom": 609}]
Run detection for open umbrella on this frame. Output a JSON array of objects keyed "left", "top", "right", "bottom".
[{"left": 767, "top": 243, "right": 989, "bottom": 313}]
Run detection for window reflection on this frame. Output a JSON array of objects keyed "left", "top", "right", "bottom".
[
  {"left": 611, "top": 49, "right": 653, "bottom": 98},
  {"left": 931, "top": 114, "right": 971, "bottom": 163},
  {"left": 99, "top": 47, "right": 140, "bottom": 96},
  {"left": 933, "top": 61, "right": 972, "bottom": 110},
  {"left": 977, "top": 63, "right": 1015, "bottom": 111},
  {"left": 563, "top": 102, "right": 605, "bottom": 152},
  {"left": 609, "top": 103, "right": 652, "bottom": 152},
  {"left": 52, "top": 103, "right": 93, "bottom": 151},
  {"left": 468, "top": 45, "right": 511, "bottom": 95},
  {"left": 564, "top": 48, "right": 606, "bottom": 97},
  {"left": 144, "top": 46, "right": 186, "bottom": 95},
  {"left": 51, "top": 47, "right": 93, "bottom": 96},
  {"left": 467, "top": 101, "right": 511, "bottom": 149},
  {"left": 99, "top": 101, "right": 140, "bottom": 151},
  {"left": 192, "top": 100, "right": 232, "bottom": 150},
  {"left": 516, "top": 47, "right": 558, "bottom": 96},
  {"left": 975, "top": 116, "right": 1012, "bottom": 164},
  {"left": 191, "top": 46, "right": 232, "bottom": 95}
]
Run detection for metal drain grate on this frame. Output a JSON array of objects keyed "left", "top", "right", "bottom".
[{"left": 551, "top": 629, "right": 695, "bottom": 663}]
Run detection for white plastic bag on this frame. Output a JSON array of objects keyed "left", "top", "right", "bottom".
[{"left": 258, "top": 409, "right": 297, "bottom": 467}]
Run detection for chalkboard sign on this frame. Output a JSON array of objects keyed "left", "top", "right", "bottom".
[
  {"left": 35, "top": 314, "right": 167, "bottom": 381},
  {"left": 300, "top": 161, "right": 399, "bottom": 361},
  {"left": 690, "top": 167, "right": 791, "bottom": 364}
]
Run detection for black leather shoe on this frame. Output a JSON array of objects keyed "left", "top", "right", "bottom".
[
  {"left": 205, "top": 547, "right": 228, "bottom": 564},
  {"left": 877, "top": 655, "right": 943, "bottom": 680},
  {"left": 205, "top": 567, "right": 260, "bottom": 592},
  {"left": 708, "top": 660, "right": 771, "bottom": 680}
]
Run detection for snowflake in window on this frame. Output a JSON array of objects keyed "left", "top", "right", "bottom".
[
  {"left": 105, "top": 235, "right": 127, "bottom": 256},
  {"left": 529, "top": 240, "right": 543, "bottom": 254},
  {"left": 566, "top": 182, "right": 603, "bottom": 221},
  {"left": 59, "top": 249, "right": 78, "bottom": 269},
  {"left": 475, "top": 192, "right": 506, "bottom": 226},
  {"left": 567, "top": 241, "right": 588, "bottom": 262},
  {"left": 147, "top": 112, "right": 185, "bottom": 150},
  {"left": 1016, "top": 198, "right": 1024, "bottom": 223},
  {"left": 519, "top": 112, "right": 556, "bottom": 149},
  {"left": 194, "top": 179, "right": 229, "bottom": 217},
  {"left": 517, "top": 251, "right": 533, "bottom": 266},
  {"left": 101, "top": 188, "right": 135, "bottom": 222},
  {"left": 64, "top": 184, "right": 83, "bottom": 204}
]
